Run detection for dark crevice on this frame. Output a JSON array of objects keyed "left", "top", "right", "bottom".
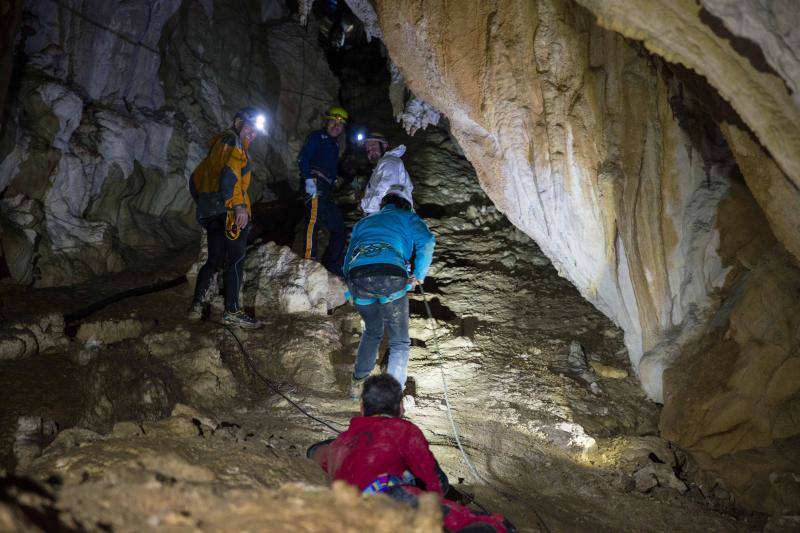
[
  {"left": 409, "top": 296, "right": 458, "bottom": 323},
  {"left": 698, "top": 8, "right": 782, "bottom": 80}
]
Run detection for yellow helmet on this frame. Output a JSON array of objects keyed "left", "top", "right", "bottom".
[{"left": 325, "top": 106, "right": 349, "bottom": 124}]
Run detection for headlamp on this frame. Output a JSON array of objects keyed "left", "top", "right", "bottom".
[
  {"left": 255, "top": 114, "right": 266, "bottom": 132},
  {"left": 356, "top": 132, "right": 364, "bottom": 142}
]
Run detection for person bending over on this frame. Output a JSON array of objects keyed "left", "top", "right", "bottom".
[{"left": 343, "top": 185, "right": 434, "bottom": 399}]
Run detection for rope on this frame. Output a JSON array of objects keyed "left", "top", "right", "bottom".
[
  {"left": 417, "top": 286, "right": 552, "bottom": 533},
  {"left": 209, "top": 319, "right": 345, "bottom": 434},
  {"left": 417, "top": 286, "right": 482, "bottom": 482}
]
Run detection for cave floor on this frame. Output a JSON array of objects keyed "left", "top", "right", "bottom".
[{"left": 0, "top": 125, "right": 766, "bottom": 532}]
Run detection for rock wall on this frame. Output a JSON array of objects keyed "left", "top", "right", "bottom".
[
  {"left": 0, "top": 0, "right": 338, "bottom": 286},
  {"left": 371, "top": 0, "right": 800, "bottom": 513},
  {"left": 374, "top": 0, "right": 726, "bottom": 400}
]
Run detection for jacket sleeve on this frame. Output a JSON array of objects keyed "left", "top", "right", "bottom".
[
  {"left": 297, "top": 132, "right": 320, "bottom": 182},
  {"left": 360, "top": 166, "right": 384, "bottom": 214},
  {"left": 409, "top": 213, "right": 435, "bottom": 281},
  {"left": 214, "top": 138, "right": 247, "bottom": 209},
  {"left": 400, "top": 422, "right": 443, "bottom": 495}
]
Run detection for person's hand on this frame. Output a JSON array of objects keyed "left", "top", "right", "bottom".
[
  {"left": 409, "top": 276, "right": 422, "bottom": 287},
  {"left": 305, "top": 178, "right": 317, "bottom": 197},
  {"left": 234, "top": 205, "right": 249, "bottom": 229}
]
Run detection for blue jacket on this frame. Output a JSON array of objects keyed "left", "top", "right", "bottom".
[
  {"left": 297, "top": 129, "right": 340, "bottom": 188},
  {"left": 344, "top": 205, "right": 435, "bottom": 281}
]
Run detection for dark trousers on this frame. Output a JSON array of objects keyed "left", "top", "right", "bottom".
[
  {"left": 192, "top": 213, "right": 250, "bottom": 312},
  {"left": 303, "top": 192, "right": 347, "bottom": 277}
]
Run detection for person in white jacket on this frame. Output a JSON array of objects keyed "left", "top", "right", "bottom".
[{"left": 360, "top": 132, "right": 414, "bottom": 215}]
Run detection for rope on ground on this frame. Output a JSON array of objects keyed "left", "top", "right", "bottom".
[
  {"left": 417, "top": 286, "right": 552, "bottom": 533},
  {"left": 418, "top": 286, "right": 483, "bottom": 482},
  {"left": 209, "top": 319, "right": 345, "bottom": 435}
]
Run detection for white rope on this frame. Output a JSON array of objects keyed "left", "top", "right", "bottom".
[
  {"left": 418, "top": 286, "right": 552, "bottom": 532},
  {"left": 418, "top": 286, "right": 483, "bottom": 483}
]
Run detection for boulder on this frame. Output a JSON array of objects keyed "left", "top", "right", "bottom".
[
  {"left": 12, "top": 416, "right": 58, "bottom": 471},
  {"left": 76, "top": 317, "right": 150, "bottom": 347},
  {"left": 242, "top": 242, "right": 347, "bottom": 316},
  {"left": 0, "top": 313, "right": 68, "bottom": 360}
]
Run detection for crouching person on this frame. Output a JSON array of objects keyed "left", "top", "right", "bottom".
[
  {"left": 307, "top": 374, "right": 515, "bottom": 533},
  {"left": 343, "top": 184, "right": 433, "bottom": 399}
]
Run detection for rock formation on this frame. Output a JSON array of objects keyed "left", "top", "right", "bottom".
[
  {"left": 3, "top": 0, "right": 799, "bottom": 523},
  {"left": 370, "top": 0, "right": 800, "bottom": 514},
  {"left": 0, "top": 0, "right": 338, "bottom": 286},
  {"left": 186, "top": 237, "right": 346, "bottom": 316}
]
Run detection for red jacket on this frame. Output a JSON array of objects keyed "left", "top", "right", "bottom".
[{"left": 319, "top": 415, "right": 443, "bottom": 495}]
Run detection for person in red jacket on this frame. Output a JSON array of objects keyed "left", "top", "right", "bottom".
[{"left": 307, "top": 374, "right": 515, "bottom": 533}]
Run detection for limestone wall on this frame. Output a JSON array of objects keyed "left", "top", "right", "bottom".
[
  {"left": 375, "top": 0, "right": 727, "bottom": 400},
  {"left": 0, "top": 0, "right": 338, "bottom": 286},
  {"left": 372, "top": 0, "right": 800, "bottom": 511}
]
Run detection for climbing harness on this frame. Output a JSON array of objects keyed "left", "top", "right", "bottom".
[
  {"left": 225, "top": 211, "right": 241, "bottom": 241},
  {"left": 211, "top": 319, "right": 345, "bottom": 435},
  {"left": 417, "top": 286, "right": 552, "bottom": 533},
  {"left": 362, "top": 471, "right": 416, "bottom": 495},
  {"left": 350, "top": 242, "right": 397, "bottom": 261},
  {"left": 344, "top": 243, "right": 411, "bottom": 305},
  {"left": 344, "top": 283, "right": 411, "bottom": 306}
]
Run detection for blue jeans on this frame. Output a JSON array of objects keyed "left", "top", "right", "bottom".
[{"left": 350, "top": 274, "right": 411, "bottom": 388}]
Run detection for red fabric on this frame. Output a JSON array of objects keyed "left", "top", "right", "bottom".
[
  {"left": 402, "top": 486, "right": 508, "bottom": 533},
  {"left": 319, "top": 415, "right": 443, "bottom": 495}
]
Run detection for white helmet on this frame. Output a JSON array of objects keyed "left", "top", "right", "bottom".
[{"left": 381, "top": 183, "right": 414, "bottom": 209}]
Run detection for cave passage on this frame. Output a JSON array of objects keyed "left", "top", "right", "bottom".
[{"left": 0, "top": 1, "right": 792, "bottom": 531}]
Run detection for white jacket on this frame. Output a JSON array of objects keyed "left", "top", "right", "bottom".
[{"left": 360, "top": 145, "right": 413, "bottom": 215}]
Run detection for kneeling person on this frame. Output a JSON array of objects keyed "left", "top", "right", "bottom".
[
  {"left": 343, "top": 185, "right": 434, "bottom": 397},
  {"left": 308, "top": 374, "right": 514, "bottom": 533}
]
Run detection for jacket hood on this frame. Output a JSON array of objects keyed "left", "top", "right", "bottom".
[{"left": 385, "top": 145, "right": 406, "bottom": 158}]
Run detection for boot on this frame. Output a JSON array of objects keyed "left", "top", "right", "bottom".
[
  {"left": 349, "top": 374, "right": 367, "bottom": 401},
  {"left": 222, "top": 309, "right": 263, "bottom": 329}
]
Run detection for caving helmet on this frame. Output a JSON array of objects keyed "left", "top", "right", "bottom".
[
  {"left": 325, "top": 105, "right": 349, "bottom": 124},
  {"left": 234, "top": 106, "right": 267, "bottom": 133},
  {"left": 365, "top": 131, "right": 388, "bottom": 147}
]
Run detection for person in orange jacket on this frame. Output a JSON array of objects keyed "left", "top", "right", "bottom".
[{"left": 188, "top": 107, "right": 265, "bottom": 328}]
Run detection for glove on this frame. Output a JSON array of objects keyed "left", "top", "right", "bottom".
[{"left": 305, "top": 178, "right": 317, "bottom": 197}]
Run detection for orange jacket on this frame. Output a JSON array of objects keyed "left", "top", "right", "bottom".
[{"left": 189, "top": 129, "right": 252, "bottom": 220}]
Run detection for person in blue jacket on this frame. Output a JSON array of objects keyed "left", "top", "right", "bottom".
[
  {"left": 343, "top": 184, "right": 435, "bottom": 400},
  {"left": 297, "top": 105, "right": 349, "bottom": 276}
]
